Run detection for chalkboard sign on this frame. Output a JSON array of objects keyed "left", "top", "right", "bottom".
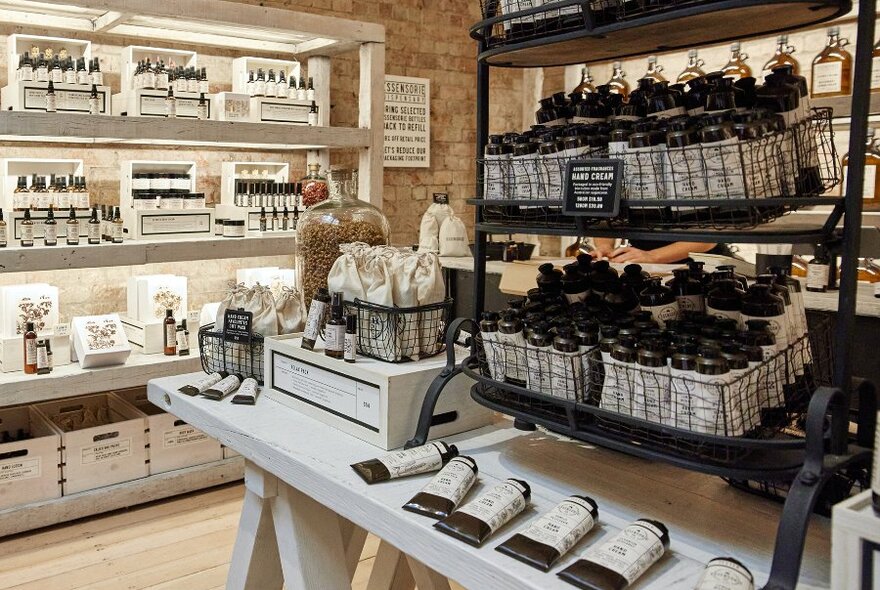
[
  {"left": 223, "top": 309, "right": 253, "bottom": 344},
  {"left": 563, "top": 159, "right": 623, "bottom": 217},
  {"left": 433, "top": 192, "right": 449, "bottom": 204}
]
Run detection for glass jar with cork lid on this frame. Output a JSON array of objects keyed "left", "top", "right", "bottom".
[
  {"left": 300, "top": 162, "right": 329, "bottom": 207},
  {"left": 297, "top": 168, "right": 390, "bottom": 307}
]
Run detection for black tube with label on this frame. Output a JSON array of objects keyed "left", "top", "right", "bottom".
[
  {"left": 351, "top": 441, "right": 457, "bottom": 484},
  {"left": 402, "top": 455, "right": 478, "bottom": 519},
  {"left": 434, "top": 478, "right": 531, "bottom": 547}
]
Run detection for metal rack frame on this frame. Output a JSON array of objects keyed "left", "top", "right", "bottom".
[{"left": 408, "top": 1, "right": 878, "bottom": 588}]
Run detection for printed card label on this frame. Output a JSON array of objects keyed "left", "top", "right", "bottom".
[
  {"left": 0, "top": 458, "right": 41, "bottom": 483},
  {"left": 163, "top": 426, "right": 210, "bottom": 449},
  {"left": 82, "top": 437, "right": 132, "bottom": 465}
]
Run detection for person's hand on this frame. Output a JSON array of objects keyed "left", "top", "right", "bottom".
[
  {"left": 609, "top": 246, "right": 660, "bottom": 263},
  {"left": 591, "top": 244, "right": 615, "bottom": 260}
]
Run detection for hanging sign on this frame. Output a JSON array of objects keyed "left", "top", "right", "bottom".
[
  {"left": 384, "top": 75, "right": 430, "bottom": 168},
  {"left": 563, "top": 159, "right": 623, "bottom": 217}
]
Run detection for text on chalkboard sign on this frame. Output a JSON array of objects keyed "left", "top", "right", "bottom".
[
  {"left": 223, "top": 309, "right": 253, "bottom": 344},
  {"left": 563, "top": 159, "right": 623, "bottom": 218}
]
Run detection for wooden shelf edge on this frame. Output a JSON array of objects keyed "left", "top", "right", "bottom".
[
  {"left": 0, "top": 234, "right": 296, "bottom": 273},
  {"left": 0, "top": 457, "right": 244, "bottom": 538}
]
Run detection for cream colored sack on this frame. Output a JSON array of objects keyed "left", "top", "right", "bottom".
[{"left": 438, "top": 215, "right": 470, "bottom": 257}]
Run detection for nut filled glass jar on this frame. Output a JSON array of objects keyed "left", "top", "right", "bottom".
[
  {"left": 300, "top": 162, "right": 329, "bottom": 207},
  {"left": 297, "top": 168, "right": 390, "bottom": 307}
]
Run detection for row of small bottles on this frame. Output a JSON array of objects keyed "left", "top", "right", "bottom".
[
  {"left": 41, "top": 81, "right": 103, "bottom": 114},
  {"left": 16, "top": 52, "right": 103, "bottom": 86},
  {"left": 0, "top": 205, "right": 121, "bottom": 248},
  {"left": 13, "top": 175, "right": 90, "bottom": 211},
  {"left": 132, "top": 59, "right": 210, "bottom": 94},
  {"left": 797, "top": 246, "right": 880, "bottom": 296},
  {"left": 233, "top": 181, "right": 303, "bottom": 209},
  {"left": 258, "top": 206, "right": 298, "bottom": 232},
  {"left": 246, "top": 70, "right": 315, "bottom": 101},
  {"left": 577, "top": 28, "right": 873, "bottom": 101},
  {"left": 162, "top": 89, "right": 210, "bottom": 120}
]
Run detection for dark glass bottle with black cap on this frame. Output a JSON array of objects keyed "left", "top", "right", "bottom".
[
  {"left": 603, "top": 280, "right": 640, "bottom": 315},
  {"left": 561, "top": 263, "right": 590, "bottom": 304},
  {"left": 647, "top": 80, "right": 685, "bottom": 119},
  {"left": 706, "top": 278, "right": 745, "bottom": 324},
  {"left": 705, "top": 76, "right": 738, "bottom": 114},
  {"left": 536, "top": 263, "right": 563, "bottom": 296},
  {"left": 666, "top": 267, "right": 705, "bottom": 313},
  {"left": 639, "top": 277, "right": 679, "bottom": 328},
  {"left": 716, "top": 264, "right": 749, "bottom": 291},
  {"left": 620, "top": 263, "right": 649, "bottom": 295},
  {"left": 588, "top": 260, "right": 618, "bottom": 295}
]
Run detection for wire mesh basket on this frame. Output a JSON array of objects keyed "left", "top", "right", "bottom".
[
  {"left": 476, "top": 109, "right": 838, "bottom": 231},
  {"left": 470, "top": 314, "right": 833, "bottom": 464},
  {"left": 344, "top": 298, "right": 453, "bottom": 363},
  {"left": 480, "top": 0, "right": 588, "bottom": 48},
  {"left": 198, "top": 323, "right": 265, "bottom": 384}
]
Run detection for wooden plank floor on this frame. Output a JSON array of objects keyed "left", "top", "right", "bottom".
[{"left": 0, "top": 483, "right": 465, "bottom": 590}]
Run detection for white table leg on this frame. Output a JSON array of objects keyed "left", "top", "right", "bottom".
[
  {"left": 366, "top": 541, "right": 416, "bottom": 590},
  {"left": 226, "top": 463, "right": 283, "bottom": 590},
  {"left": 406, "top": 555, "right": 452, "bottom": 590},
  {"left": 340, "top": 517, "right": 369, "bottom": 580},
  {"left": 271, "top": 481, "right": 351, "bottom": 590}
]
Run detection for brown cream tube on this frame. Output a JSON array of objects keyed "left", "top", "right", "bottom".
[
  {"left": 351, "top": 441, "right": 457, "bottom": 484},
  {"left": 402, "top": 456, "right": 478, "bottom": 519},
  {"left": 434, "top": 478, "right": 531, "bottom": 547}
]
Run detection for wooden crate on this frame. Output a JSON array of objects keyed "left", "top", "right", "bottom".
[
  {"left": 265, "top": 335, "right": 493, "bottom": 450},
  {"left": 0, "top": 406, "right": 62, "bottom": 510},
  {"left": 34, "top": 393, "right": 148, "bottom": 495},
  {"left": 114, "top": 387, "right": 222, "bottom": 475}
]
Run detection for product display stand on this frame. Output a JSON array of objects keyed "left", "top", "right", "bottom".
[{"left": 408, "top": 1, "right": 877, "bottom": 588}]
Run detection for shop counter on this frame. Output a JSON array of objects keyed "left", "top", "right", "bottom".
[{"left": 148, "top": 373, "right": 832, "bottom": 590}]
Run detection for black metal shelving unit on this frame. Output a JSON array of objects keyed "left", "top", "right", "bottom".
[{"left": 409, "top": 1, "right": 878, "bottom": 588}]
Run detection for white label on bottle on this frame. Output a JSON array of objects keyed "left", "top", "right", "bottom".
[
  {"left": 600, "top": 352, "right": 630, "bottom": 414},
  {"left": 484, "top": 154, "right": 509, "bottom": 200},
  {"left": 36, "top": 344, "right": 48, "bottom": 369},
  {"left": 633, "top": 366, "right": 670, "bottom": 424},
  {"left": 21, "top": 224, "right": 34, "bottom": 244},
  {"left": 664, "top": 145, "right": 709, "bottom": 202},
  {"left": 669, "top": 366, "right": 701, "bottom": 430},
  {"left": 608, "top": 140, "right": 627, "bottom": 159},
  {"left": 695, "top": 559, "right": 755, "bottom": 590},
  {"left": 676, "top": 294, "right": 704, "bottom": 313},
  {"left": 648, "top": 105, "right": 686, "bottom": 119},
  {"left": 542, "top": 155, "right": 564, "bottom": 200},
  {"left": 497, "top": 330, "right": 529, "bottom": 385},
  {"left": 742, "top": 313, "right": 788, "bottom": 353},
  {"left": 703, "top": 137, "right": 746, "bottom": 199},
  {"left": 481, "top": 331, "right": 505, "bottom": 382},
  {"left": 420, "top": 456, "right": 477, "bottom": 506},
  {"left": 25, "top": 340, "right": 37, "bottom": 364},
  {"left": 344, "top": 333, "right": 356, "bottom": 361},
  {"left": 89, "top": 97, "right": 99, "bottom": 115},
  {"left": 806, "top": 263, "right": 829, "bottom": 290},
  {"left": 176, "top": 329, "right": 189, "bottom": 352},
  {"left": 45, "top": 94, "right": 56, "bottom": 112},
  {"left": 872, "top": 56, "right": 880, "bottom": 90},
  {"left": 376, "top": 442, "right": 445, "bottom": 479},
  {"left": 456, "top": 479, "right": 528, "bottom": 534},
  {"left": 81, "top": 437, "right": 132, "bottom": 465},
  {"left": 197, "top": 103, "right": 208, "bottom": 120},
  {"left": 511, "top": 154, "right": 543, "bottom": 201},
  {"left": 44, "top": 224, "right": 57, "bottom": 244},
  {"left": 303, "top": 300, "right": 328, "bottom": 342},
  {"left": 325, "top": 324, "right": 345, "bottom": 353},
  {"left": 163, "top": 425, "right": 209, "bottom": 448},
  {"left": 64, "top": 70, "right": 76, "bottom": 84},
  {"left": 643, "top": 302, "right": 679, "bottom": 328},
  {"left": 516, "top": 497, "right": 596, "bottom": 555},
  {"left": 0, "top": 457, "right": 41, "bottom": 483},
  {"left": 843, "top": 164, "right": 877, "bottom": 200},
  {"left": 550, "top": 349, "right": 582, "bottom": 400},
  {"left": 582, "top": 521, "right": 666, "bottom": 584},
  {"left": 0, "top": 224, "right": 7, "bottom": 245},
  {"left": 165, "top": 323, "right": 176, "bottom": 349},
  {"left": 623, "top": 145, "right": 666, "bottom": 201},
  {"left": 181, "top": 372, "right": 222, "bottom": 394},
  {"left": 88, "top": 222, "right": 100, "bottom": 241},
  {"left": 812, "top": 61, "right": 843, "bottom": 94},
  {"left": 165, "top": 98, "right": 176, "bottom": 117},
  {"left": 525, "top": 344, "right": 552, "bottom": 395}
]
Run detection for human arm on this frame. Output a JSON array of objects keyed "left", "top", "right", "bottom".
[
  {"left": 591, "top": 238, "right": 616, "bottom": 259},
  {"left": 609, "top": 241, "right": 716, "bottom": 264}
]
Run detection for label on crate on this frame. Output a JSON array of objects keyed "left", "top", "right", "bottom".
[
  {"left": 563, "top": 159, "right": 622, "bottom": 217},
  {"left": 873, "top": 56, "right": 880, "bottom": 90},
  {"left": 259, "top": 101, "right": 310, "bottom": 124},
  {"left": 0, "top": 458, "right": 41, "bottom": 482},
  {"left": 163, "top": 425, "right": 210, "bottom": 448},
  {"left": 812, "top": 61, "right": 843, "bottom": 95},
  {"left": 22, "top": 85, "right": 107, "bottom": 113},
  {"left": 140, "top": 213, "right": 212, "bottom": 236},
  {"left": 139, "top": 94, "right": 206, "bottom": 118},
  {"left": 81, "top": 437, "right": 132, "bottom": 465},
  {"left": 271, "top": 350, "right": 381, "bottom": 431}
]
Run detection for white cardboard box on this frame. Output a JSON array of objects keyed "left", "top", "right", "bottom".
[
  {"left": 0, "top": 406, "right": 62, "bottom": 510},
  {"left": 265, "top": 335, "right": 493, "bottom": 450},
  {"left": 112, "top": 89, "right": 213, "bottom": 119},
  {"left": 0, "top": 283, "right": 60, "bottom": 339},
  {"left": 71, "top": 314, "right": 132, "bottom": 369},
  {"left": 114, "top": 388, "right": 222, "bottom": 475},
  {"left": 125, "top": 208, "right": 215, "bottom": 241},
  {"left": 1, "top": 80, "right": 110, "bottom": 113},
  {"left": 0, "top": 328, "right": 71, "bottom": 373},
  {"left": 215, "top": 92, "right": 250, "bottom": 122},
  {"left": 34, "top": 393, "right": 148, "bottom": 495},
  {"left": 120, "top": 312, "right": 198, "bottom": 355},
  {"left": 126, "top": 275, "right": 188, "bottom": 324}
]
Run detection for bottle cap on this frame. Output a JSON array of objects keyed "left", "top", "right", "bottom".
[
  {"left": 346, "top": 313, "right": 357, "bottom": 332},
  {"left": 26, "top": 321, "right": 35, "bottom": 332},
  {"left": 166, "top": 309, "right": 174, "bottom": 318}
]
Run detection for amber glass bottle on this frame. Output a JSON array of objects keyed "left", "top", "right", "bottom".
[
  {"left": 763, "top": 35, "right": 799, "bottom": 76},
  {"left": 811, "top": 27, "right": 852, "bottom": 98}
]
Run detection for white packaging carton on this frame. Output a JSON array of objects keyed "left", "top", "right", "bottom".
[
  {"left": 0, "top": 406, "right": 62, "bottom": 510},
  {"left": 71, "top": 314, "right": 132, "bottom": 368},
  {"left": 126, "top": 275, "right": 188, "bottom": 324},
  {"left": 0, "top": 283, "right": 59, "bottom": 338}
]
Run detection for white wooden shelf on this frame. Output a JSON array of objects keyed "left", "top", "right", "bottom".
[
  {"left": 0, "top": 350, "right": 202, "bottom": 408},
  {"left": 0, "top": 112, "right": 370, "bottom": 151},
  {"left": 0, "top": 233, "right": 296, "bottom": 273},
  {"left": 0, "top": 456, "right": 244, "bottom": 537}
]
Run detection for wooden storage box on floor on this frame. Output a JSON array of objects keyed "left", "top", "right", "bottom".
[
  {"left": 0, "top": 406, "right": 62, "bottom": 510},
  {"left": 34, "top": 393, "right": 148, "bottom": 495},
  {"left": 114, "top": 387, "right": 223, "bottom": 475}
]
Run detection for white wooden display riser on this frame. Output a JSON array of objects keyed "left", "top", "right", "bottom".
[
  {"left": 0, "top": 405, "right": 62, "bottom": 511},
  {"left": 6, "top": 210, "right": 91, "bottom": 242},
  {"left": 112, "top": 89, "right": 213, "bottom": 119},
  {"left": 831, "top": 490, "right": 880, "bottom": 590},
  {"left": 214, "top": 204, "right": 297, "bottom": 232},
  {"left": 0, "top": 332, "right": 70, "bottom": 373},
  {"left": 0, "top": 157, "right": 85, "bottom": 213},
  {"left": 1, "top": 80, "right": 110, "bottom": 114},
  {"left": 231, "top": 56, "right": 301, "bottom": 94},
  {"left": 6, "top": 34, "right": 93, "bottom": 84},
  {"left": 120, "top": 207, "right": 215, "bottom": 241},
  {"left": 265, "top": 336, "right": 494, "bottom": 450},
  {"left": 120, "top": 313, "right": 198, "bottom": 355},
  {"left": 219, "top": 161, "right": 289, "bottom": 207},
  {"left": 120, "top": 46, "right": 198, "bottom": 95}
]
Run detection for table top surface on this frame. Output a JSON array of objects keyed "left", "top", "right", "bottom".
[{"left": 148, "top": 373, "right": 832, "bottom": 590}]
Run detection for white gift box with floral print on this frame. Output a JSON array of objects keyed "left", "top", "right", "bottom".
[
  {"left": 126, "top": 275, "right": 188, "bottom": 324},
  {"left": 0, "top": 283, "right": 59, "bottom": 339},
  {"left": 71, "top": 314, "right": 132, "bottom": 368}
]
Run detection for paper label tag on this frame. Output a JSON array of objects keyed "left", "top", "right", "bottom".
[
  {"left": 81, "top": 437, "right": 132, "bottom": 465},
  {"left": 643, "top": 302, "right": 679, "bottom": 328},
  {"left": 140, "top": 213, "right": 212, "bottom": 236},
  {"left": 420, "top": 456, "right": 476, "bottom": 505},
  {"left": 377, "top": 442, "right": 444, "bottom": 479},
  {"left": 583, "top": 522, "right": 666, "bottom": 584},
  {"left": 675, "top": 294, "right": 704, "bottom": 313},
  {"left": 812, "top": 61, "right": 843, "bottom": 94},
  {"left": 806, "top": 263, "right": 830, "bottom": 290},
  {"left": 456, "top": 480, "right": 528, "bottom": 534},
  {"left": 517, "top": 497, "right": 596, "bottom": 556},
  {"left": 260, "top": 101, "right": 309, "bottom": 124},
  {"left": 163, "top": 426, "right": 210, "bottom": 449},
  {"left": 843, "top": 164, "right": 877, "bottom": 200},
  {"left": 695, "top": 559, "right": 755, "bottom": 590},
  {"left": 0, "top": 457, "right": 41, "bottom": 482}
]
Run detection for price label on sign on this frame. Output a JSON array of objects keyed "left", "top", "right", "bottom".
[
  {"left": 223, "top": 309, "right": 253, "bottom": 344},
  {"left": 563, "top": 159, "right": 623, "bottom": 218},
  {"left": 433, "top": 193, "right": 449, "bottom": 204}
]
